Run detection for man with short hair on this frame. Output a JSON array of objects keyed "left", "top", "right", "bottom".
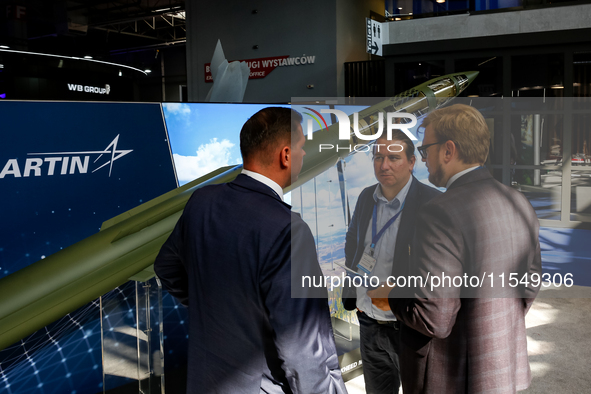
[
  {"left": 155, "top": 107, "right": 346, "bottom": 394},
  {"left": 370, "top": 104, "right": 542, "bottom": 394},
  {"left": 341, "top": 129, "right": 440, "bottom": 393}
]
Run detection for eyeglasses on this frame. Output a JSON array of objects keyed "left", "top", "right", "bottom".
[{"left": 417, "top": 141, "right": 445, "bottom": 159}]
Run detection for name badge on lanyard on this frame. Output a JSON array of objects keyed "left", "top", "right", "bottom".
[{"left": 356, "top": 200, "right": 405, "bottom": 275}]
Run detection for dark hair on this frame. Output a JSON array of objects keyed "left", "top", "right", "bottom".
[
  {"left": 373, "top": 129, "right": 416, "bottom": 161},
  {"left": 240, "top": 107, "right": 303, "bottom": 165}
]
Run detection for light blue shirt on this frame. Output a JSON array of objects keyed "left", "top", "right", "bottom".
[{"left": 356, "top": 176, "right": 412, "bottom": 321}]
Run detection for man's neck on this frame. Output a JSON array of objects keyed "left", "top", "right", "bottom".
[
  {"left": 243, "top": 164, "right": 287, "bottom": 189},
  {"left": 444, "top": 162, "right": 481, "bottom": 188}
]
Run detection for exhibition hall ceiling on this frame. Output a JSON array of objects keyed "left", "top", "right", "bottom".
[{"left": 2, "top": 0, "right": 186, "bottom": 59}]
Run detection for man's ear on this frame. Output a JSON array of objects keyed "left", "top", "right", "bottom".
[
  {"left": 280, "top": 145, "right": 291, "bottom": 169},
  {"left": 442, "top": 140, "right": 456, "bottom": 163}
]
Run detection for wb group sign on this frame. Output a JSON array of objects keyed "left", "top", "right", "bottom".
[{"left": 67, "top": 83, "right": 111, "bottom": 95}]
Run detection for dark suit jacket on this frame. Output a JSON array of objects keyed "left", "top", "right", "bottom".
[
  {"left": 389, "top": 168, "right": 542, "bottom": 394},
  {"left": 342, "top": 176, "right": 441, "bottom": 310},
  {"left": 154, "top": 174, "right": 346, "bottom": 394}
]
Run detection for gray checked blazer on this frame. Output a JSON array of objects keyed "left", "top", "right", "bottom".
[{"left": 388, "top": 168, "right": 542, "bottom": 394}]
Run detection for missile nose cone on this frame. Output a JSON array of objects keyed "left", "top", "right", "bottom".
[
  {"left": 465, "top": 71, "right": 479, "bottom": 82},
  {"left": 455, "top": 71, "right": 479, "bottom": 94}
]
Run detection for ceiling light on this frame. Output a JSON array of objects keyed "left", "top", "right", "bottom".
[
  {"left": 478, "top": 57, "right": 497, "bottom": 67},
  {"left": 436, "top": 0, "right": 445, "bottom": 3},
  {"left": 398, "top": 7, "right": 403, "bottom": 9},
  {"left": 153, "top": 6, "right": 181, "bottom": 12},
  {"left": 0, "top": 48, "right": 147, "bottom": 75},
  {"left": 84, "top": 55, "right": 92, "bottom": 59},
  {"left": 145, "top": 69, "right": 152, "bottom": 73},
  {"left": 0, "top": 45, "right": 9, "bottom": 49}
]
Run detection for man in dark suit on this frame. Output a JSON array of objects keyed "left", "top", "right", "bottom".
[
  {"left": 370, "top": 104, "right": 542, "bottom": 394},
  {"left": 341, "top": 130, "right": 440, "bottom": 393},
  {"left": 154, "top": 108, "right": 346, "bottom": 394}
]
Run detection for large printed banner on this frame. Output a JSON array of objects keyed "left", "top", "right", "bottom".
[
  {"left": 0, "top": 101, "right": 177, "bottom": 278},
  {"left": 0, "top": 101, "right": 177, "bottom": 394}
]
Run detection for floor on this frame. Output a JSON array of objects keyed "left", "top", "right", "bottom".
[{"left": 344, "top": 285, "right": 591, "bottom": 393}]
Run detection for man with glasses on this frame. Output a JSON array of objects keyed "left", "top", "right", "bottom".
[
  {"left": 370, "top": 104, "right": 541, "bottom": 394},
  {"left": 341, "top": 129, "right": 440, "bottom": 394}
]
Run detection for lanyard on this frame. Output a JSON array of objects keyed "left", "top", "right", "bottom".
[{"left": 371, "top": 199, "right": 405, "bottom": 252}]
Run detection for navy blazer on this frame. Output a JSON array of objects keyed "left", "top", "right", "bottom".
[
  {"left": 342, "top": 176, "right": 441, "bottom": 311},
  {"left": 155, "top": 174, "right": 346, "bottom": 394}
]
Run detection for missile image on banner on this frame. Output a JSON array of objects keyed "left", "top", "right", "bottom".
[
  {"left": 292, "top": 71, "right": 479, "bottom": 190},
  {"left": 0, "top": 71, "right": 478, "bottom": 350}
]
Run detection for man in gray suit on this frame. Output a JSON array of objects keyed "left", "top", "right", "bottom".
[
  {"left": 370, "top": 104, "right": 542, "bottom": 393},
  {"left": 341, "top": 130, "right": 440, "bottom": 393}
]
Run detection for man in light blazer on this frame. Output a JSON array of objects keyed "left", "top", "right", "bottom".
[
  {"left": 370, "top": 104, "right": 542, "bottom": 394},
  {"left": 155, "top": 108, "right": 346, "bottom": 394},
  {"left": 341, "top": 130, "right": 440, "bottom": 393}
]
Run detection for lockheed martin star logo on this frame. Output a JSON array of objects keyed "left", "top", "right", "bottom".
[{"left": 92, "top": 135, "right": 133, "bottom": 176}]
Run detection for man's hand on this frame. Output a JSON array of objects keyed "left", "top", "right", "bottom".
[{"left": 367, "top": 283, "right": 394, "bottom": 311}]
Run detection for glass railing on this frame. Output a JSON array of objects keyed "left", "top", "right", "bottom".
[
  {"left": 385, "top": 0, "right": 585, "bottom": 22},
  {"left": 100, "top": 278, "right": 164, "bottom": 394}
]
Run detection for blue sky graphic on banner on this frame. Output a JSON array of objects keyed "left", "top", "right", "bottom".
[
  {"left": 0, "top": 101, "right": 177, "bottom": 394},
  {"left": 162, "top": 102, "right": 290, "bottom": 186}
]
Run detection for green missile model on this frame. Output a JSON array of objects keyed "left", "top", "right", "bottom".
[
  {"left": 291, "top": 71, "right": 478, "bottom": 190},
  {"left": 0, "top": 71, "right": 478, "bottom": 350}
]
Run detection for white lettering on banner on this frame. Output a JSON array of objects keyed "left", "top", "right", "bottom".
[
  {"left": 341, "top": 361, "right": 362, "bottom": 373},
  {"left": 2, "top": 156, "right": 89, "bottom": 178},
  {"left": 44, "top": 157, "right": 61, "bottom": 175},
  {"left": 0, "top": 159, "right": 21, "bottom": 178},
  {"left": 61, "top": 157, "right": 69, "bottom": 175},
  {"left": 0, "top": 136, "right": 132, "bottom": 179},
  {"left": 70, "top": 156, "right": 89, "bottom": 174},
  {"left": 277, "top": 55, "right": 316, "bottom": 67},
  {"left": 23, "top": 158, "right": 43, "bottom": 177}
]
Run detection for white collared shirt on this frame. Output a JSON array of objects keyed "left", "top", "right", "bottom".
[
  {"left": 241, "top": 169, "right": 284, "bottom": 201},
  {"left": 356, "top": 176, "right": 412, "bottom": 321},
  {"left": 445, "top": 165, "right": 481, "bottom": 189}
]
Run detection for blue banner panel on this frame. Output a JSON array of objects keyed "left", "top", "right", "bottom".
[
  {"left": 0, "top": 101, "right": 177, "bottom": 278},
  {"left": 0, "top": 101, "right": 177, "bottom": 394}
]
